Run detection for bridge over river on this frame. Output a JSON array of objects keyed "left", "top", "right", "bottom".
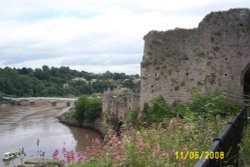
[{"left": 3, "top": 97, "right": 78, "bottom": 106}]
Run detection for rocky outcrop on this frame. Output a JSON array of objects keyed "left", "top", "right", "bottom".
[{"left": 57, "top": 112, "right": 110, "bottom": 138}]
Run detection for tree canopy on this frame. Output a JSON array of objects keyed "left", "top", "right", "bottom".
[
  {"left": 0, "top": 66, "right": 140, "bottom": 97},
  {"left": 74, "top": 96, "right": 102, "bottom": 123}
]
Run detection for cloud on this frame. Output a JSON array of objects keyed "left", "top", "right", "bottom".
[{"left": 0, "top": 0, "right": 249, "bottom": 74}]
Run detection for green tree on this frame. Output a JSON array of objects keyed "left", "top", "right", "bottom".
[
  {"left": 74, "top": 96, "right": 102, "bottom": 123},
  {"left": 0, "top": 66, "right": 139, "bottom": 97},
  {"left": 74, "top": 96, "right": 88, "bottom": 122},
  {"left": 69, "top": 80, "right": 93, "bottom": 95},
  {"left": 112, "top": 72, "right": 126, "bottom": 80},
  {"left": 84, "top": 97, "right": 102, "bottom": 122},
  {"left": 34, "top": 68, "right": 48, "bottom": 80},
  {"left": 92, "top": 80, "right": 116, "bottom": 93},
  {"left": 0, "top": 91, "right": 4, "bottom": 102},
  {"left": 101, "top": 71, "right": 113, "bottom": 79}
]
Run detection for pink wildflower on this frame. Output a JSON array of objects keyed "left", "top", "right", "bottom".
[
  {"left": 94, "top": 138, "right": 101, "bottom": 146},
  {"left": 52, "top": 149, "right": 59, "bottom": 160},
  {"left": 166, "top": 117, "right": 180, "bottom": 132},
  {"left": 130, "top": 130, "right": 136, "bottom": 139},
  {"left": 136, "top": 139, "right": 143, "bottom": 147},
  {"left": 62, "top": 148, "right": 67, "bottom": 154},
  {"left": 93, "top": 138, "right": 103, "bottom": 155},
  {"left": 115, "top": 155, "right": 121, "bottom": 161},
  {"left": 177, "top": 147, "right": 188, "bottom": 166},
  {"left": 153, "top": 142, "right": 160, "bottom": 158},
  {"left": 204, "top": 131, "right": 210, "bottom": 140},
  {"left": 62, "top": 148, "right": 67, "bottom": 158},
  {"left": 112, "top": 142, "right": 118, "bottom": 150},
  {"left": 110, "top": 129, "right": 116, "bottom": 136},
  {"left": 113, "top": 135, "right": 119, "bottom": 143},
  {"left": 135, "top": 139, "right": 147, "bottom": 158},
  {"left": 167, "top": 121, "right": 174, "bottom": 132},
  {"left": 161, "top": 151, "right": 168, "bottom": 158},
  {"left": 66, "top": 150, "right": 75, "bottom": 162},
  {"left": 86, "top": 138, "right": 103, "bottom": 157},
  {"left": 178, "top": 159, "right": 185, "bottom": 167},
  {"left": 76, "top": 152, "right": 85, "bottom": 163},
  {"left": 119, "top": 127, "right": 123, "bottom": 135},
  {"left": 182, "top": 147, "right": 188, "bottom": 156}
]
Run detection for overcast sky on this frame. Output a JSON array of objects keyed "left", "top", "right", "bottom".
[{"left": 0, "top": 0, "right": 249, "bottom": 74}]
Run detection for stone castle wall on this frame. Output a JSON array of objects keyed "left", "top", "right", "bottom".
[
  {"left": 102, "top": 88, "right": 140, "bottom": 121},
  {"left": 141, "top": 8, "right": 250, "bottom": 107}
]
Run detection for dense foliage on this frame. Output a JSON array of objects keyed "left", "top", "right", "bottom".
[
  {"left": 0, "top": 66, "right": 140, "bottom": 97},
  {"left": 137, "top": 89, "right": 240, "bottom": 127},
  {"left": 240, "top": 125, "right": 250, "bottom": 165},
  {"left": 0, "top": 91, "right": 4, "bottom": 103},
  {"left": 73, "top": 95, "right": 102, "bottom": 123},
  {"left": 49, "top": 92, "right": 242, "bottom": 167},
  {"left": 52, "top": 114, "right": 235, "bottom": 167}
]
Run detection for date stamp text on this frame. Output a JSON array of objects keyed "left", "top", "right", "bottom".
[{"left": 175, "top": 151, "right": 224, "bottom": 160}]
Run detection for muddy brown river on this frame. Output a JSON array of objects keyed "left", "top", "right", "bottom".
[{"left": 0, "top": 102, "right": 101, "bottom": 167}]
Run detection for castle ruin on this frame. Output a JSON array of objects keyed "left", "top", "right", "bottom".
[
  {"left": 102, "top": 88, "right": 140, "bottom": 122},
  {"left": 141, "top": 8, "right": 250, "bottom": 107}
]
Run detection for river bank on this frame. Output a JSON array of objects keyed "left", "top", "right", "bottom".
[
  {"left": 0, "top": 103, "right": 101, "bottom": 167},
  {"left": 0, "top": 99, "right": 10, "bottom": 107},
  {"left": 0, "top": 103, "right": 8, "bottom": 108},
  {"left": 57, "top": 111, "right": 111, "bottom": 139}
]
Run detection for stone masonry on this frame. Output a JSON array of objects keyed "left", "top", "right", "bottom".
[
  {"left": 141, "top": 8, "right": 250, "bottom": 107},
  {"left": 102, "top": 88, "right": 140, "bottom": 121}
]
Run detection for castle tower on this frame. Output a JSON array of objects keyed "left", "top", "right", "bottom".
[{"left": 141, "top": 9, "right": 250, "bottom": 107}]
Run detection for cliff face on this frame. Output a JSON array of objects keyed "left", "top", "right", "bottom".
[{"left": 141, "top": 8, "right": 250, "bottom": 107}]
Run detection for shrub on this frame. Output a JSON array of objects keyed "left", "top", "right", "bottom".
[
  {"left": 0, "top": 91, "right": 5, "bottom": 103},
  {"left": 53, "top": 90, "right": 241, "bottom": 167},
  {"left": 74, "top": 96, "right": 102, "bottom": 123},
  {"left": 125, "top": 107, "right": 140, "bottom": 127},
  {"left": 57, "top": 114, "right": 233, "bottom": 167},
  {"left": 64, "top": 107, "right": 76, "bottom": 119},
  {"left": 74, "top": 96, "right": 88, "bottom": 122},
  {"left": 141, "top": 96, "right": 176, "bottom": 126},
  {"left": 85, "top": 97, "right": 102, "bottom": 122},
  {"left": 136, "top": 88, "right": 240, "bottom": 127},
  {"left": 240, "top": 125, "right": 250, "bottom": 166},
  {"left": 188, "top": 88, "right": 240, "bottom": 116}
]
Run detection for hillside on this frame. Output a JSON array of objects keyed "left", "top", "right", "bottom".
[{"left": 0, "top": 65, "right": 140, "bottom": 97}]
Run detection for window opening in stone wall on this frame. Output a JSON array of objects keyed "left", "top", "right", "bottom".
[
  {"left": 243, "top": 66, "right": 250, "bottom": 99},
  {"left": 155, "top": 73, "right": 158, "bottom": 77}
]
